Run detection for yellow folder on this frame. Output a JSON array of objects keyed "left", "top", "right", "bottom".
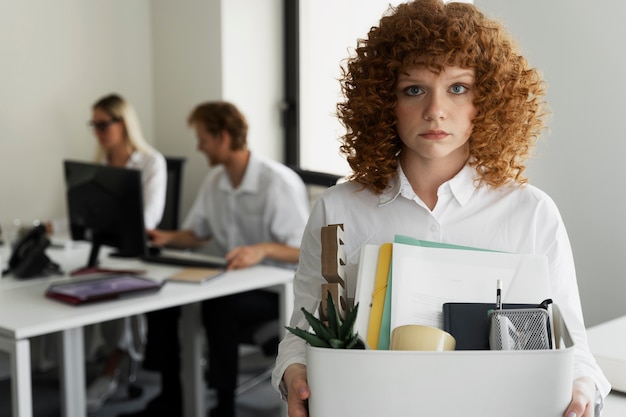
[{"left": 366, "top": 243, "right": 392, "bottom": 349}]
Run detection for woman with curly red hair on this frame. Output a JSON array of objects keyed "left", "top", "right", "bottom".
[{"left": 273, "top": 1, "right": 609, "bottom": 416}]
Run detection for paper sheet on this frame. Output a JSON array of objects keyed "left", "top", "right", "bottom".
[
  {"left": 390, "top": 243, "right": 550, "bottom": 331},
  {"left": 167, "top": 267, "right": 224, "bottom": 284}
]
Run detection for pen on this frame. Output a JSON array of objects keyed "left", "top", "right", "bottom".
[{"left": 496, "top": 279, "right": 502, "bottom": 310}]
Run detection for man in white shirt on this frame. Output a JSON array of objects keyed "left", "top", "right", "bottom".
[{"left": 124, "top": 101, "right": 309, "bottom": 417}]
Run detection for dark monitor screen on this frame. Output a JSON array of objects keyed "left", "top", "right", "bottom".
[{"left": 63, "top": 160, "right": 147, "bottom": 269}]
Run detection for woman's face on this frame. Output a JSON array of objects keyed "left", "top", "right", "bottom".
[
  {"left": 394, "top": 65, "right": 477, "bottom": 165},
  {"left": 90, "top": 107, "right": 126, "bottom": 151}
]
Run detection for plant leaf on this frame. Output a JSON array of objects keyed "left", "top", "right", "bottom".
[
  {"left": 325, "top": 291, "right": 340, "bottom": 338},
  {"left": 300, "top": 307, "right": 334, "bottom": 341},
  {"left": 328, "top": 338, "right": 346, "bottom": 349},
  {"left": 285, "top": 326, "right": 330, "bottom": 348},
  {"left": 339, "top": 302, "right": 359, "bottom": 340},
  {"left": 344, "top": 333, "right": 361, "bottom": 349}
]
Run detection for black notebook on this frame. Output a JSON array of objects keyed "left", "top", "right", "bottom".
[{"left": 443, "top": 302, "right": 538, "bottom": 350}]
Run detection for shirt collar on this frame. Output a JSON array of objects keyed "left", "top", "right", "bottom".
[
  {"left": 217, "top": 151, "right": 260, "bottom": 193},
  {"left": 128, "top": 150, "right": 141, "bottom": 165},
  {"left": 378, "top": 161, "right": 478, "bottom": 207},
  {"left": 447, "top": 163, "right": 478, "bottom": 206}
]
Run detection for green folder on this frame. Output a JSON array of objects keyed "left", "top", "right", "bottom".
[{"left": 393, "top": 234, "right": 498, "bottom": 252}]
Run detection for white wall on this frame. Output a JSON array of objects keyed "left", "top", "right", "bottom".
[
  {"left": 0, "top": 0, "right": 153, "bottom": 230},
  {"left": 476, "top": 0, "right": 626, "bottom": 326},
  {"left": 152, "top": 0, "right": 284, "bottom": 217},
  {"left": 222, "top": 0, "right": 285, "bottom": 162},
  {"left": 151, "top": 0, "right": 224, "bottom": 219},
  {"left": 0, "top": 0, "right": 284, "bottom": 234}
]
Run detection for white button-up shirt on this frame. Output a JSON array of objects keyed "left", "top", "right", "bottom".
[
  {"left": 125, "top": 149, "right": 167, "bottom": 229},
  {"left": 272, "top": 162, "right": 610, "bottom": 403},
  {"left": 182, "top": 152, "right": 309, "bottom": 267}
]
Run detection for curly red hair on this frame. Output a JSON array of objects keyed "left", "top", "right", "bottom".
[{"left": 337, "top": 0, "right": 548, "bottom": 193}]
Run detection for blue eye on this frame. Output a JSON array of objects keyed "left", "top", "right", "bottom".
[
  {"left": 450, "top": 84, "right": 468, "bottom": 94},
  {"left": 404, "top": 86, "right": 423, "bottom": 96}
]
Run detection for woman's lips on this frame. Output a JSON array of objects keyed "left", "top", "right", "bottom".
[{"left": 420, "top": 130, "right": 449, "bottom": 140}]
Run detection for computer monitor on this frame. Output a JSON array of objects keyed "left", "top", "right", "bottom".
[{"left": 63, "top": 160, "right": 147, "bottom": 269}]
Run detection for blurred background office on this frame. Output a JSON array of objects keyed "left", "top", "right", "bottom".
[{"left": 0, "top": 0, "right": 625, "bottom": 352}]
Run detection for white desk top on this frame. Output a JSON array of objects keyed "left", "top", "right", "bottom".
[
  {"left": 0, "top": 242, "right": 294, "bottom": 340},
  {"left": 587, "top": 315, "right": 626, "bottom": 394},
  {"left": 604, "top": 391, "right": 626, "bottom": 416}
]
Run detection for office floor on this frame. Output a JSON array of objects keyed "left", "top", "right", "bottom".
[{"left": 0, "top": 348, "right": 282, "bottom": 417}]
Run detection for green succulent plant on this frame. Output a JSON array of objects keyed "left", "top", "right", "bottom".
[{"left": 286, "top": 291, "right": 363, "bottom": 349}]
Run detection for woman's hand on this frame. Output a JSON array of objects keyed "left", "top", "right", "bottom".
[
  {"left": 284, "top": 364, "right": 310, "bottom": 417},
  {"left": 563, "top": 376, "right": 596, "bottom": 417}
]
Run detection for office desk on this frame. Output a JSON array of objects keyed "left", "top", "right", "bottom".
[
  {"left": 604, "top": 391, "right": 626, "bottom": 416},
  {"left": 0, "top": 243, "right": 294, "bottom": 417}
]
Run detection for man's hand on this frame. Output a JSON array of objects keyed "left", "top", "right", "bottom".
[
  {"left": 563, "top": 377, "right": 596, "bottom": 417},
  {"left": 225, "top": 244, "right": 265, "bottom": 270},
  {"left": 146, "top": 229, "right": 175, "bottom": 247},
  {"left": 146, "top": 229, "right": 205, "bottom": 249}
]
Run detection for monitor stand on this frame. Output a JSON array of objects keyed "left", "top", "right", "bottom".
[{"left": 70, "top": 237, "right": 145, "bottom": 277}]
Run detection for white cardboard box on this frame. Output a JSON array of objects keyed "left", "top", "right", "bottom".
[
  {"left": 309, "top": 241, "right": 573, "bottom": 417},
  {"left": 307, "top": 306, "right": 574, "bottom": 417},
  {"left": 306, "top": 308, "right": 574, "bottom": 417}
]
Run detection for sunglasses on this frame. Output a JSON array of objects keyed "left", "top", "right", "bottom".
[{"left": 88, "top": 119, "right": 120, "bottom": 132}]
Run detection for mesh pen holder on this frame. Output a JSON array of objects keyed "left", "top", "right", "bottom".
[{"left": 489, "top": 300, "right": 553, "bottom": 350}]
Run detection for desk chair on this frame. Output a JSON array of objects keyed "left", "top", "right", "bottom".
[
  {"left": 158, "top": 157, "right": 186, "bottom": 230},
  {"left": 235, "top": 167, "right": 343, "bottom": 395}
]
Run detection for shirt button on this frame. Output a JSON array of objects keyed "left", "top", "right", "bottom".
[{"left": 430, "top": 224, "right": 438, "bottom": 232}]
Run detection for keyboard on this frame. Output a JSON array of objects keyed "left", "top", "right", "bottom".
[{"left": 141, "top": 249, "right": 227, "bottom": 269}]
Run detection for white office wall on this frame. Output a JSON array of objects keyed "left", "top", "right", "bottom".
[
  {"left": 151, "top": 0, "right": 284, "bottom": 218},
  {"left": 476, "top": 0, "right": 626, "bottom": 326},
  {"left": 0, "top": 0, "right": 153, "bottom": 229},
  {"left": 222, "top": 0, "right": 285, "bottom": 164},
  {"left": 151, "top": 0, "right": 223, "bottom": 219}
]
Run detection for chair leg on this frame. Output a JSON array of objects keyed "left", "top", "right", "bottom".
[
  {"left": 126, "top": 314, "right": 146, "bottom": 399},
  {"left": 234, "top": 365, "right": 274, "bottom": 396},
  {"left": 126, "top": 356, "right": 144, "bottom": 399}
]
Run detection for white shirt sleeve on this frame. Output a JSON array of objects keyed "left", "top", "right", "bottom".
[{"left": 139, "top": 152, "right": 167, "bottom": 229}]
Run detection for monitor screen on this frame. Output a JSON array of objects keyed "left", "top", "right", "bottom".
[{"left": 64, "top": 160, "right": 147, "bottom": 269}]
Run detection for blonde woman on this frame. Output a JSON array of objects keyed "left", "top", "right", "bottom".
[{"left": 85, "top": 93, "right": 166, "bottom": 412}]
